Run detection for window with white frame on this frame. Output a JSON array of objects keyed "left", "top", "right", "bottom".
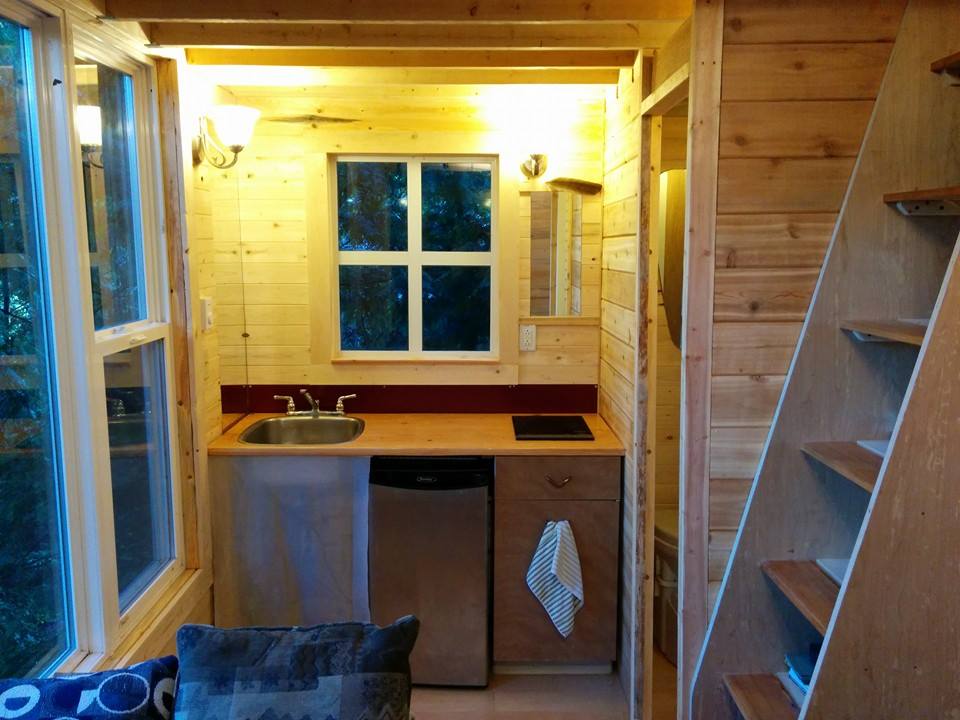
[
  {"left": 334, "top": 157, "right": 497, "bottom": 357},
  {"left": 72, "top": 42, "right": 182, "bottom": 618},
  {"left": 0, "top": 6, "right": 74, "bottom": 677},
  {"left": 0, "top": 0, "right": 182, "bottom": 677}
]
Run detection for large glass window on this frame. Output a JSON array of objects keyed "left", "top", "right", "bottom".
[
  {"left": 73, "top": 47, "right": 180, "bottom": 616},
  {"left": 0, "top": 15, "right": 73, "bottom": 677},
  {"left": 335, "top": 157, "right": 495, "bottom": 356}
]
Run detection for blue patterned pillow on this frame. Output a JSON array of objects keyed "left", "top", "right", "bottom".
[
  {"left": 174, "top": 616, "right": 419, "bottom": 720},
  {"left": 0, "top": 656, "right": 177, "bottom": 720}
]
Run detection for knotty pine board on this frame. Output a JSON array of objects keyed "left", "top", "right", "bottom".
[{"left": 209, "top": 83, "right": 605, "bottom": 389}]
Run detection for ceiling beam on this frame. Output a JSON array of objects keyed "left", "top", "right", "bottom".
[
  {"left": 183, "top": 66, "right": 621, "bottom": 85},
  {"left": 183, "top": 48, "right": 638, "bottom": 67},
  {"left": 147, "top": 21, "right": 682, "bottom": 49},
  {"left": 105, "top": 0, "right": 691, "bottom": 22}
]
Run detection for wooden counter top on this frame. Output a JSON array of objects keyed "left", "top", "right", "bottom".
[{"left": 208, "top": 413, "right": 624, "bottom": 457}]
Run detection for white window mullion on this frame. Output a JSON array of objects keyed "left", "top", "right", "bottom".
[{"left": 408, "top": 158, "right": 423, "bottom": 353}]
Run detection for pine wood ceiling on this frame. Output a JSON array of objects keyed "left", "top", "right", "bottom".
[{"left": 102, "top": 0, "right": 690, "bottom": 82}]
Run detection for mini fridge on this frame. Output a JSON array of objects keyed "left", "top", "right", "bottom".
[{"left": 368, "top": 456, "right": 492, "bottom": 687}]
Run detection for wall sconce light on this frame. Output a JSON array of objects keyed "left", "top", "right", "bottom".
[
  {"left": 77, "top": 104, "right": 103, "bottom": 169},
  {"left": 520, "top": 153, "right": 548, "bottom": 180},
  {"left": 192, "top": 104, "right": 260, "bottom": 170}
]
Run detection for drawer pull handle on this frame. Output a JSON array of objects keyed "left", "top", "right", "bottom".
[{"left": 545, "top": 475, "right": 572, "bottom": 489}]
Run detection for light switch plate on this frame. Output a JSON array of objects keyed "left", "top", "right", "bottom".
[
  {"left": 201, "top": 296, "right": 215, "bottom": 331},
  {"left": 519, "top": 323, "right": 537, "bottom": 352}
]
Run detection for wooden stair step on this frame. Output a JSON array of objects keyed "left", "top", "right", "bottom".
[
  {"left": 762, "top": 560, "right": 840, "bottom": 635},
  {"left": 840, "top": 319, "right": 927, "bottom": 346},
  {"left": 803, "top": 441, "right": 882, "bottom": 492},
  {"left": 883, "top": 186, "right": 960, "bottom": 215},
  {"left": 724, "top": 674, "right": 799, "bottom": 720},
  {"left": 931, "top": 50, "right": 960, "bottom": 78}
]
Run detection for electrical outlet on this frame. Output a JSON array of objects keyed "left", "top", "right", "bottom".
[{"left": 519, "top": 323, "right": 537, "bottom": 352}]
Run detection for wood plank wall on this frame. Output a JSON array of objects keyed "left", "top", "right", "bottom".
[
  {"left": 191, "top": 163, "right": 222, "bottom": 442},
  {"left": 600, "top": 54, "right": 644, "bottom": 714},
  {"left": 706, "top": 0, "right": 907, "bottom": 606},
  {"left": 209, "top": 84, "right": 605, "bottom": 388}
]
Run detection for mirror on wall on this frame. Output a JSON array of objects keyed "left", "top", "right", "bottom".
[{"left": 525, "top": 190, "right": 581, "bottom": 317}]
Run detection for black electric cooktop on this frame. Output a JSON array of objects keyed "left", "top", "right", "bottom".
[{"left": 512, "top": 415, "right": 594, "bottom": 441}]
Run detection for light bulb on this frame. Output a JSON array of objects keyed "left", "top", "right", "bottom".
[{"left": 206, "top": 104, "right": 260, "bottom": 151}]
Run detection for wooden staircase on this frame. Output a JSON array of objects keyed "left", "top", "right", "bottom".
[{"left": 692, "top": 3, "right": 960, "bottom": 718}]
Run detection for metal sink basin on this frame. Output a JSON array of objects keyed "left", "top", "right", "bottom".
[{"left": 239, "top": 415, "right": 365, "bottom": 445}]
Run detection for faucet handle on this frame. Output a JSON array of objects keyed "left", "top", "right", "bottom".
[
  {"left": 335, "top": 394, "right": 357, "bottom": 415},
  {"left": 273, "top": 394, "right": 296, "bottom": 414}
]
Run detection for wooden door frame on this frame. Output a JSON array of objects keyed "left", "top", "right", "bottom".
[
  {"left": 636, "top": 2, "right": 723, "bottom": 718},
  {"left": 675, "top": 2, "right": 722, "bottom": 719}
]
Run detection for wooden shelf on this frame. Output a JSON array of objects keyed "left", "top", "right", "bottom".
[
  {"left": 802, "top": 441, "right": 882, "bottom": 492},
  {"left": 883, "top": 186, "right": 960, "bottom": 215},
  {"left": 840, "top": 319, "right": 927, "bottom": 346},
  {"left": 762, "top": 560, "right": 840, "bottom": 635},
  {"left": 724, "top": 674, "right": 799, "bottom": 720}
]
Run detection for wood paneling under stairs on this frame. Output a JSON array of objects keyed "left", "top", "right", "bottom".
[
  {"left": 802, "top": 442, "right": 882, "bottom": 493},
  {"left": 723, "top": 674, "right": 798, "bottom": 720},
  {"left": 761, "top": 560, "right": 839, "bottom": 636}
]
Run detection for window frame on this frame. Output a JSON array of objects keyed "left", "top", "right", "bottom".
[
  {"left": 331, "top": 154, "right": 499, "bottom": 361},
  {"left": 68, "top": 26, "right": 185, "bottom": 648},
  {"left": 0, "top": 0, "right": 89, "bottom": 674},
  {"left": 0, "top": 0, "right": 189, "bottom": 676}
]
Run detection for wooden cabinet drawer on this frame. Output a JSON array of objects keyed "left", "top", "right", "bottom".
[
  {"left": 493, "top": 498, "right": 620, "bottom": 663},
  {"left": 495, "top": 456, "right": 621, "bottom": 500}
]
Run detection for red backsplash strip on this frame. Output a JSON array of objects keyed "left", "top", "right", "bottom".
[{"left": 221, "top": 384, "right": 598, "bottom": 415}]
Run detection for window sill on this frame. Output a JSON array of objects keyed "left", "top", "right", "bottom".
[
  {"left": 74, "top": 568, "right": 212, "bottom": 673},
  {"left": 519, "top": 315, "right": 600, "bottom": 326},
  {"left": 331, "top": 356, "right": 501, "bottom": 365}
]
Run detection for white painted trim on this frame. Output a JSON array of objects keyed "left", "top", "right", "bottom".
[
  {"left": 69, "top": 37, "right": 185, "bottom": 640},
  {"left": 331, "top": 154, "right": 499, "bottom": 360},
  {"left": 2, "top": 0, "right": 93, "bottom": 673}
]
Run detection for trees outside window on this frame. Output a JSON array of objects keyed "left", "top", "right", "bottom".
[{"left": 335, "top": 157, "right": 495, "bottom": 357}]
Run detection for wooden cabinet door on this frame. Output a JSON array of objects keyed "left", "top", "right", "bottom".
[{"left": 493, "top": 498, "right": 620, "bottom": 663}]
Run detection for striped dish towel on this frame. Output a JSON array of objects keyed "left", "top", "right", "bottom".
[{"left": 526, "top": 520, "right": 584, "bottom": 638}]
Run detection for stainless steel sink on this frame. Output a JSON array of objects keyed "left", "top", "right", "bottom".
[{"left": 239, "top": 415, "right": 365, "bottom": 445}]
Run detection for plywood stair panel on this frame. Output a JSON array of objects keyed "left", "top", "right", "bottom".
[
  {"left": 692, "top": 2, "right": 960, "bottom": 718},
  {"left": 801, "top": 442, "right": 882, "bottom": 492},
  {"left": 724, "top": 674, "right": 799, "bottom": 720}
]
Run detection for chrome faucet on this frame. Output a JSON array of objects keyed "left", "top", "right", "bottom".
[
  {"left": 335, "top": 394, "right": 356, "bottom": 415},
  {"left": 273, "top": 395, "right": 296, "bottom": 414},
  {"left": 300, "top": 388, "right": 321, "bottom": 416}
]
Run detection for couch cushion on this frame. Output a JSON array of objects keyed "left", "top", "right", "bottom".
[
  {"left": 0, "top": 656, "right": 177, "bottom": 720},
  {"left": 174, "top": 616, "right": 419, "bottom": 720}
]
